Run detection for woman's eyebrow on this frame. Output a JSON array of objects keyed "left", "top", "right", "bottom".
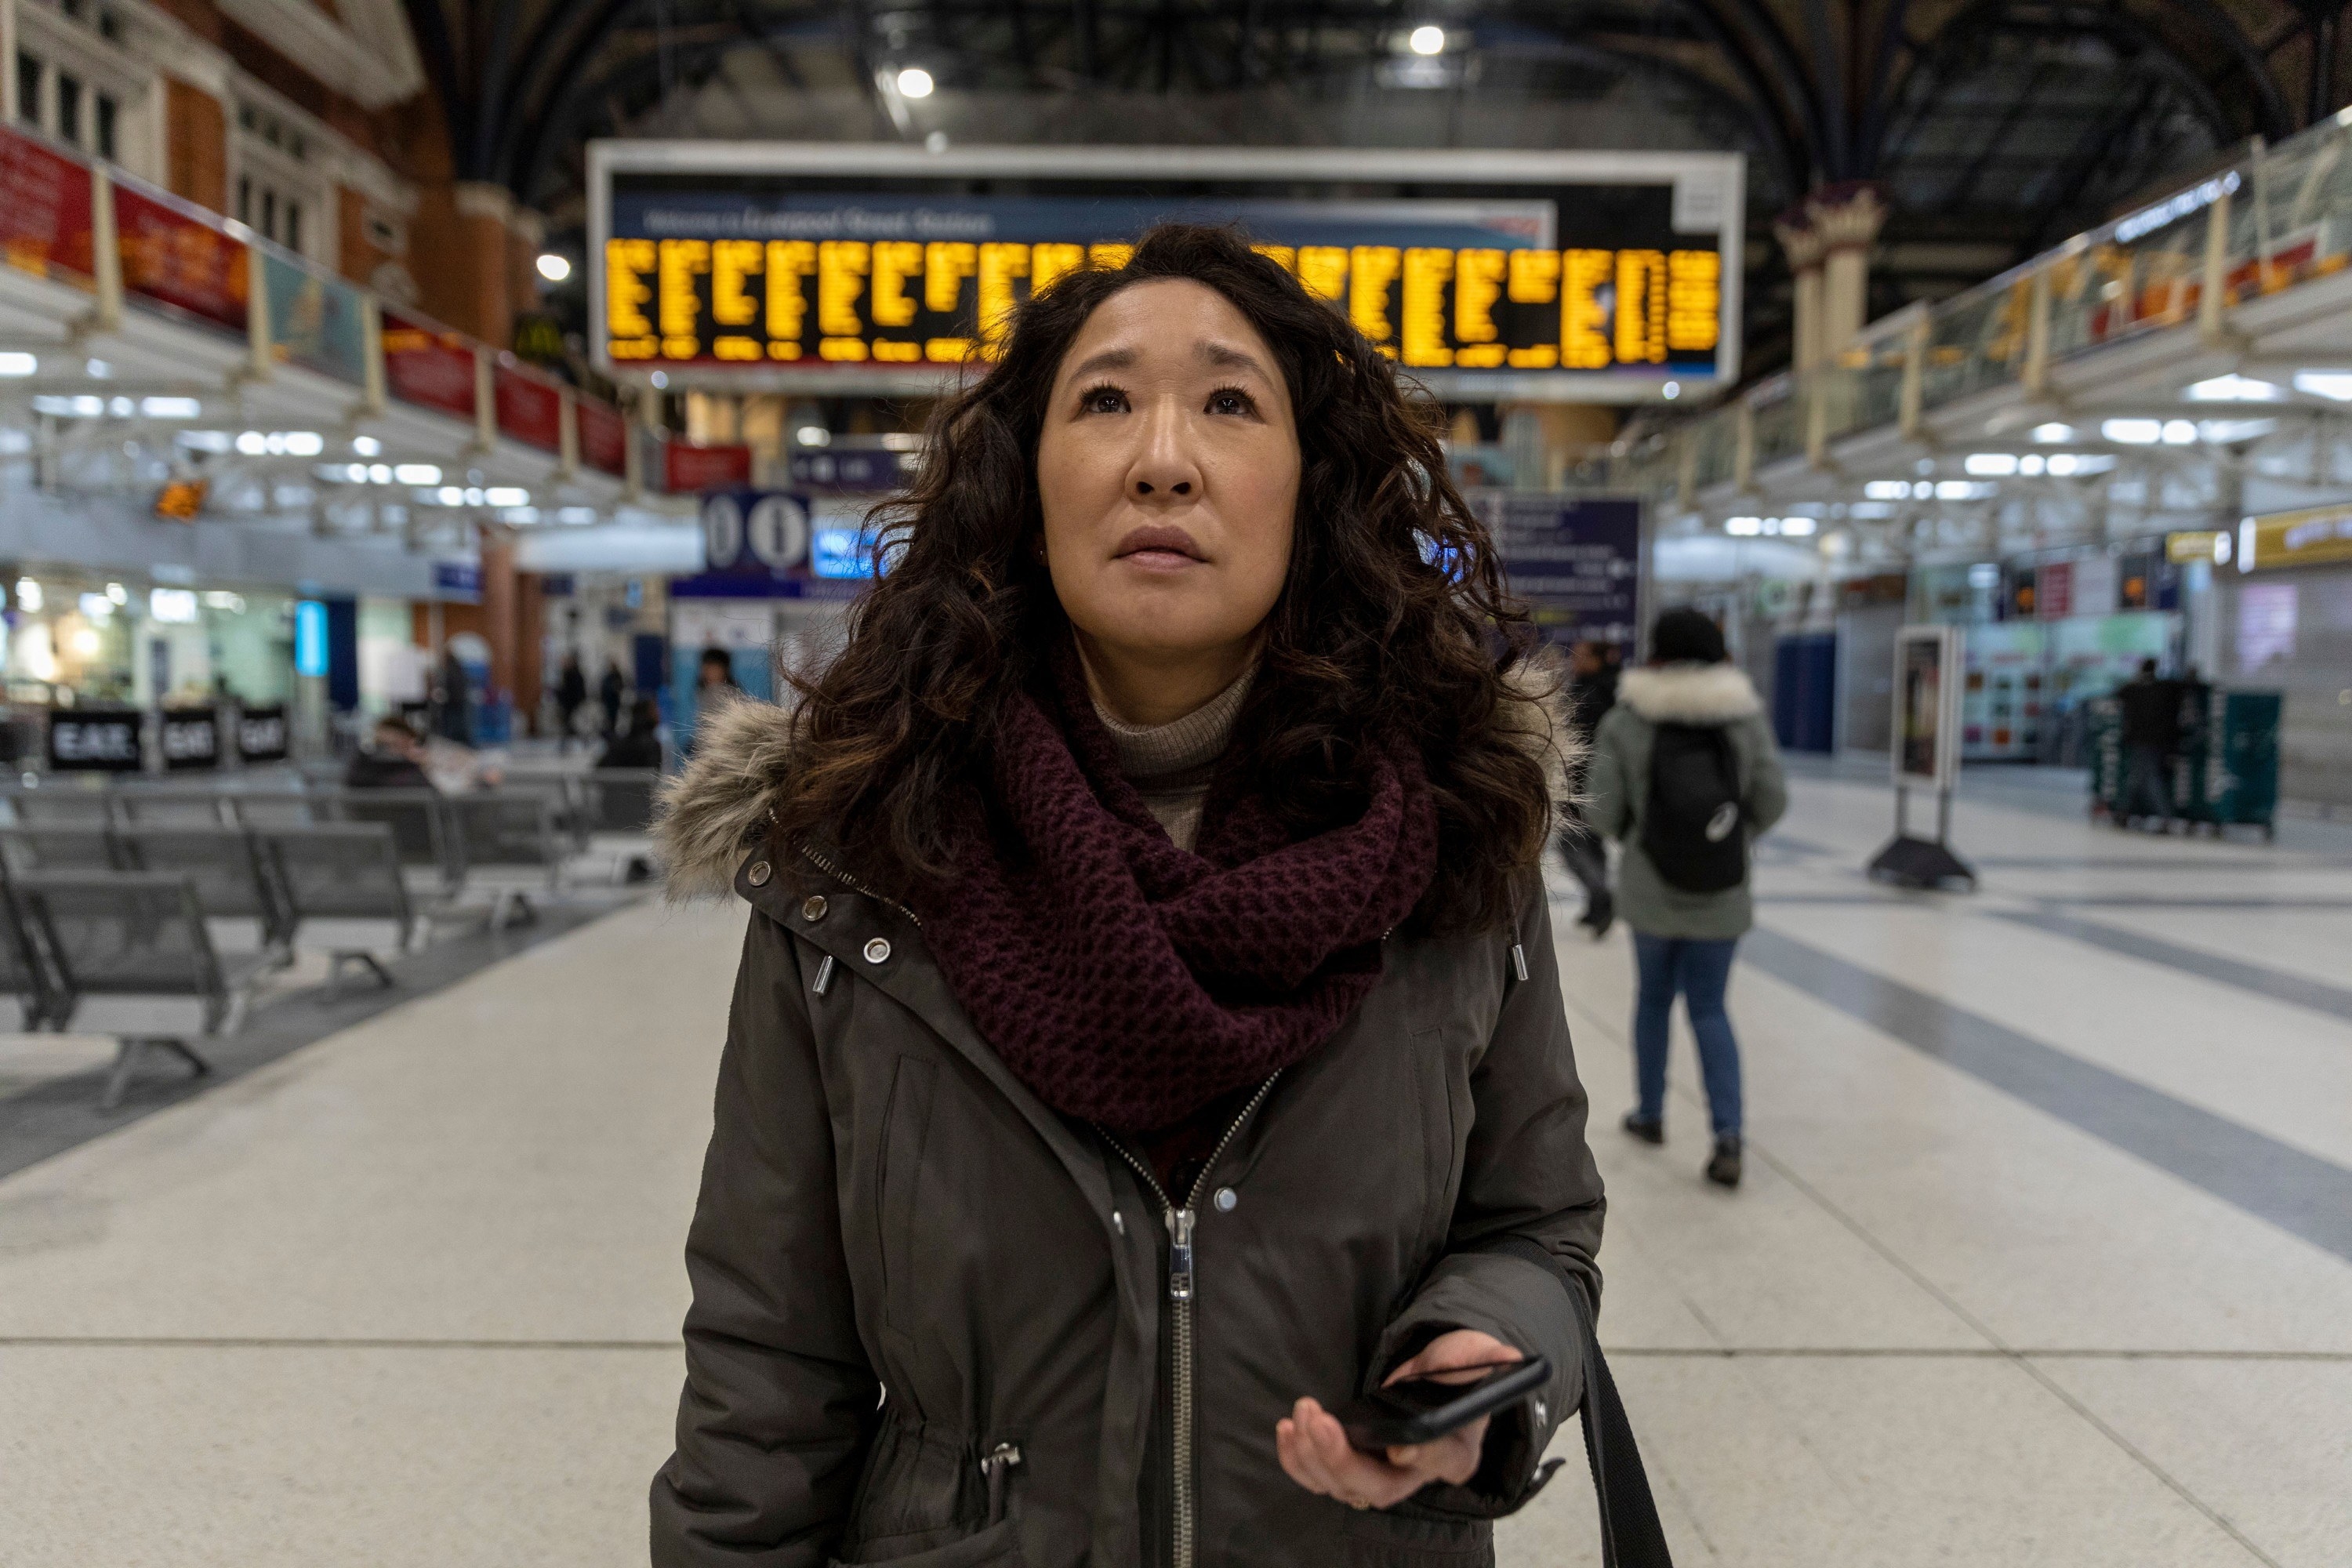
[
  {"left": 1065, "top": 347, "right": 1138, "bottom": 381},
  {"left": 1197, "top": 341, "right": 1271, "bottom": 379}
]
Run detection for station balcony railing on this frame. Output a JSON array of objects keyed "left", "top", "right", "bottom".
[
  {"left": 0, "top": 122, "right": 681, "bottom": 497},
  {"left": 1619, "top": 107, "right": 2352, "bottom": 503}
]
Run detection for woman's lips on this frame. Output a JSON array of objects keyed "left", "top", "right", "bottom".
[{"left": 1113, "top": 524, "right": 1207, "bottom": 571}]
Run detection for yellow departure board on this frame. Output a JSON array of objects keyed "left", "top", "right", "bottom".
[{"left": 604, "top": 237, "right": 1722, "bottom": 377}]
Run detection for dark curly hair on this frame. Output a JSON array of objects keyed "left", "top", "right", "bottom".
[{"left": 769, "top": 223, "right": 1555, "bottom": 933}]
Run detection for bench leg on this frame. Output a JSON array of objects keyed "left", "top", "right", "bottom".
[{"left": 98, "top": 1038, "right": 209, "bottom": 1111}]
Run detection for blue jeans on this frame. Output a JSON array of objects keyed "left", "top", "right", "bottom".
[{"left": 1631, "top": 933, "right": 1743, "bottom": 1137}]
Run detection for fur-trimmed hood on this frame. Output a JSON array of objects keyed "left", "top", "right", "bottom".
[
  {"left": 653, "top": 670, "right": 1581, "bottom": 899},
  {"left": 1615, "top": 661, "right": 1764, "bottom": 726}
]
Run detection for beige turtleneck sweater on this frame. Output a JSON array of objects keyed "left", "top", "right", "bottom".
[{"left": 1092, "top": 670, "right": 1252, "bottom": 851}]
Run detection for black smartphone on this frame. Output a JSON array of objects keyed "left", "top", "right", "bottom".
[{"left": 1330, "top": 1353, "right": 1552, "bottom": 1452}]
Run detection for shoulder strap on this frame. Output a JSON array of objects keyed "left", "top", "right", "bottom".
[{"left": 1576, "top": 1298, "right": 1675, "bottom": 1567}]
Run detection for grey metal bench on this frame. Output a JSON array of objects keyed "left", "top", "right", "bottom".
[
  {"left": 255, "top": 823, "right": 416, "bottom": 995},
  {"left": 0, "top": 822, "right": 125, "bottom": 875},
  {"left": 441, "top": 792, "right": 563, "bottom": 927},
  {"left": 15, "top": 870, "right": 262, "bottom": 1109},
  {"left": 115, "top": 824, "right": 291, "bottom": 959}
]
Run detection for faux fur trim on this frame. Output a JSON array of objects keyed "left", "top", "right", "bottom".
[
  {"left": 653, "top": 664, "right": 1585, "bottom": 899},
  {"left": 653, "top": 694, "right": 801, "bottom": 900},
  {"left": 1616, "top": 662, "right": 1764, "bottom": 725}
]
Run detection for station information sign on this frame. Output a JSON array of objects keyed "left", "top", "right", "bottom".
[{"left": 590, "top": 144, "right": 1741, "bottom": 402}]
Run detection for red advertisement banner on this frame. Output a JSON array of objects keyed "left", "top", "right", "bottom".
[
  {"left": 0, "top": 129, "right": 93, "bottom": 284},
  {"left": 116, "top": 187, "right": 246, "bottom": 331},
  {"left": 577, "top": 398, "right": 628, "bottom": 477},
  {"left": 383, "top": 310, "right": 477, "bottom": 420},
  {"left": 663, "top": 441, "right": 753, "bottom": 493},
  {"left": 494, "top": 360, "right": 563, "bottom": 452}
]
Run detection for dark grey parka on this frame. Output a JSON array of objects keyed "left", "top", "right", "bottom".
[{"left": 649, "top": 697, "right": 1609, "bottom": 1568}]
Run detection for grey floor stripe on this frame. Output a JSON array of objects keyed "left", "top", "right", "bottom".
[
  {"left": 0, "top": 897, "right": 641, "bottom": 1182},
  {"left": 1991, "top": 906, "right": 2352, "bottom": 1025},
  {"left": 1740, "top": 926, "right": 2352, "bottom": 1265}
]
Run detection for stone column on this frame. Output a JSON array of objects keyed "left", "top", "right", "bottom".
[
  {"left": 449, "top": 181, "right": 517, "bottom": 347},
  {"left": 1775, "top": 210, "right": 1825, "bottom": 373},
  {"left": 1808, "top": 182, "right": 1889, "bottom": 360}
]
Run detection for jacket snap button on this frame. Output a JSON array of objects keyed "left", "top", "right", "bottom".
[
  {"left": 801, "top": 895, "right": 828, "bottom": 922},
  {"left": 747, "top": 861, "right": 771, "bottom": 887},
  {"left": 1214, "top": 1186, "right": 1238, "bottom": 1212},
  {"left": 863, "top": 937, "right": 891, "bottom": 964}
]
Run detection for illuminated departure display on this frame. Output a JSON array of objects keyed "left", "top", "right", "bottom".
[{"left": 593, "top": 148, "right": 1742, "bottom": 399}]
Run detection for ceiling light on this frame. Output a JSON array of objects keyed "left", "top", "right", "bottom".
[
  {"left": 395, "top": 463, "right": 441, "bottom": 485},
  {"left": 2161, "top": 419, "right": 2199, "bottom": 445},
  {"left": 2019, "top": 454, "right": 2045, "bottom": 476},
  {"left": 1661, "top": 381, "right": 1680, "bottom": 401},
  {"left": 536, "top": 252, "right": 572, "bottom": 283},
  {"left": 895, "top": 66, "right": 935, "bottom": 98},
  {"left": 2292, "top": 370, "right": 2352, "bottom": 400},
  {"left": 485, "top": 487, "right": 528, "bottom": 507},
  {"left": 1408, "top": 24, "right": 1447, "bottom": 54},
  {"left": 2101, "top": 418, "right": 2162, "bottom": 445},
  {"left": 14, "top": 579, "right": 42, "bottom": 612},
  {"left": 1726, "top": 516, "right": 1762, "bottom": 535},
  {"left": 1780, "top": 516, "right": 1817, "bottom": 535},
  {"left": 2187, "top": 373, "right": 2281, "bottom": 402},
  {"left": 2031, "top": 422, "right": 2076, "bottom": 443},
  {"left": 235, "top": 430, "right": 268, "bottom": 454},
  {"left": 140, "top": 396, "right": 201, "bottom": 418},
  {"left": 1863, "top": 480, "right": 1909, "bottom": 499},
  {"left": 0, "top": 351, "right": 34, "bottom": 376},
  {"left": 1964, "top": 453, "right": 2018, "bottom": 476},
  {"left": 1848, "top": 500, "right": 1893, "bottom": 518},
  {"left": 353, "top": 435, "right": 382, "bottom": 456}
]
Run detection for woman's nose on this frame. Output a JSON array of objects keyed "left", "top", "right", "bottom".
[{"left": 1129, "top": 407, "right": 1201, "bottom": 499}]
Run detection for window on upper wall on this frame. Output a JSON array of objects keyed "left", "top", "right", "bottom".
[
  {"left": 232, "top": 96, "right": 328, "bottom": 260},
  {"left": 14, "top": 45, "right": 126, "bottom": 165}
]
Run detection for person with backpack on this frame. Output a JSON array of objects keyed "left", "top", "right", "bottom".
[{"left": 1584, "top": 607, "right": 1787, "bottom": 1188}]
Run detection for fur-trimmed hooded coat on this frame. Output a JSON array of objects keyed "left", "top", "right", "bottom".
[
  {"left": 1584, "top": 660, "right": 1789, "bottom": 940},
  {"left": 644, "top": 688, "right": 1609, "bottom": 1568}
]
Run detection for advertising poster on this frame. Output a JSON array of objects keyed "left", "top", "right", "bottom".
[
  {"left": 577, "top": 398, "right": 630, "bottom": 477},
  {"left": 1894, "top": 625, "right": 1964, "bottom": 790},
  {"left": 0, "top": 126, "right": 95, "bottom": 283},
  {"left": 382, "top": 310, "right": 479, "bottom": 419},
  {"left": 115, "top": 187, "right": 249, "bottom": 332},
  {"left": 494, "top": 361, "right": 564, "bottom": 452}
]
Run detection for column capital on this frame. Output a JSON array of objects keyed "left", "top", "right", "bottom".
[
  {"left": 1806, "top": 182, "right": 1890, "bottom": 254},
  {"left": 1774, "top": 210, "right": 1826, "bottom": 272}
]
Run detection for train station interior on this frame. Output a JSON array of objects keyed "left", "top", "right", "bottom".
[{"left": 0, "top": 2, "right": 2347, "bottom": 1565}]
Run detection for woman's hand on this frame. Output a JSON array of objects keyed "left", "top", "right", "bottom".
[{"left": 1275, "top": 1330, "right": 1522, "bottom": 1512}]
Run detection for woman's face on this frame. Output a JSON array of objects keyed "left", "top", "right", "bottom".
[{"left": 1036, "top": 278, "right": 1299, "bottom": 673}]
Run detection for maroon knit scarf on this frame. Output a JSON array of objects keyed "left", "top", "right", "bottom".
[{"left": 917, "top": 649, "right": 1438, "bottom": 1134}]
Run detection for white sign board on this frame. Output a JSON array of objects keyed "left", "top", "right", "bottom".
[{"left": 1893, "top": 624, "right": 1965, "bottom": 792}]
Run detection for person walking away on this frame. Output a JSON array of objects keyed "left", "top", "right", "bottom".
[
  {"left": 2115, "top": 657, "right": 2178, "bottom": 831},
  {"left": 599, "top": 659, "right": 627, "bottom": 738},
  {"left": 1586, "top": 607, "right": 1787, "bottom": 1188},
  {"left": 554, "top": 653, "right": 590, "bottom": 752},
  {"left": 648, "top": 225, "right": 1616, "bottom": 1566},
  {"left": 1554, "top": 638, "right": 1621, "bottom": 938}
]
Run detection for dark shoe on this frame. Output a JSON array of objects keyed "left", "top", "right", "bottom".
[
  {"left": 1579, "top": 890, "right": 1616, "bottom": 941},
  {"left": 1705, "top": 1135, "right": 1743, "bottom": 1188},
  {"left": 1621, "top": 1111, "right": 1664, "bottom": 1145}
]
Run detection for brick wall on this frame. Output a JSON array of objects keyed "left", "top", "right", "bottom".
[{"left": 164, "top": 78, "right": 227, "bottom": 211}]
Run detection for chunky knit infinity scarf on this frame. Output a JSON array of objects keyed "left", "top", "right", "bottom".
[{"left": 918, "top": 647, "right": 1438, "bottom": 1134}]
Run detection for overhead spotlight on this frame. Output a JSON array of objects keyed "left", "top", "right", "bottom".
[
  {"left": 895, "top": 66, "right": 935, "bottom": 98},
  {"left": 536, "top": 253, "right": 572, "bottom": 283},
  {"left": 1408, "top": 24, "right": 1447, "bottom": 54}
]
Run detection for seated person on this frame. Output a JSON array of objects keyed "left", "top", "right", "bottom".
[
  {"left": 597, "top": 699, "right": 666, "bottom": 770},
  {"left": 346, "top": 718, "right": 434, "bottom": 789}
]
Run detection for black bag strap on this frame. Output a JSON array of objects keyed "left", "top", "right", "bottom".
[
  {"left": 1468, "top": 1236, "right": 1674, "bottom": 1564},
  {"left": 1576, "top": 1304, "right": 1674, "bottom": 1568}
]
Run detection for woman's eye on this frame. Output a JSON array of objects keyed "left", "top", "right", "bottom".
[
  {"left": 1080, "top": 387, "right": 1128, "bottom": 414},
  {"left": 1207, "top": 389, "right": 1256, "bottom": 416}
]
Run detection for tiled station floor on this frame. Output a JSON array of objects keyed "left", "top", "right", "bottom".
[{"left": 2, "top": 771, "right": 2348, "bottom": 1566}]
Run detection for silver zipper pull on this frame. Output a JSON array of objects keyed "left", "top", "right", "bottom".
[
  {"left": 1168, "top": 1208, "right": 1196, "bottom": 1301},
  {"left": 979, "top": 1441, "right": 1022, "bottom": 1523},
  {"left": 1510, "top": 942, "right": 1529, "bottom": 982},
  {"left": 811, "top": 953, "right": 837, "bottom": 996}
]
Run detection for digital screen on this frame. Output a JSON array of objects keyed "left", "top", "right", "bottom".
[
  {"left": 592, "top": 153, "right": 1740, "bottom": 401},
  {"left": 811, "top": 526, "right": 882, "bottom": 580}
]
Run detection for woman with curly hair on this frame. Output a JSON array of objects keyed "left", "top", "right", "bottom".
[{"left": 650, "top": 223, "right": 1611, "bottom": 1568}]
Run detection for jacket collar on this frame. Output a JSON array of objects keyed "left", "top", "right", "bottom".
[
  {"left": 733, "top": 849, "right": 1119, "bottom": 1214},
  {"left": 1617, "top": 662, "right": 1763, "bottom": 725}
]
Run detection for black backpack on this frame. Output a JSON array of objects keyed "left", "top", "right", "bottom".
[{"left": 1640, "top": 723, "right": 1747, "bottom": 893}]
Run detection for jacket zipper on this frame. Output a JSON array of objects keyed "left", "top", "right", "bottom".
[
  {"left": 1098, "top": 1073, "right": 1282, "bottom": 1568},
  {"left": 978, "top": 1441, "right": 1023, "bottom": 1525},
  {"left": 797, "top": 843, "right": 924, "bottom": 928}
]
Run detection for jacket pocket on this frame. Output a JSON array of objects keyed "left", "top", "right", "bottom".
[
  {"left": 877, "top": 1054, "right": 938, "bottom": 1332},
  {"left": 830, "top": 1515, "right": 1027, "bottom": 1567},
  {"left": 1339, "top": 1510, "right": 1494, "bottom": 1567}
]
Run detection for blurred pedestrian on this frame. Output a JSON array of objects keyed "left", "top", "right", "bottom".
[
  {"left": 554, "top": 652, "right": 588, "bottom": 751},
  {"left": 1554, "top": 637, "right": 1621, "bottom": 938},
  {"left": 599, "top": 658, "right": 626, "bottom": 737},
  {"left": 1585, "top": 607, "right": 1787, "bottom": 1188},
  {"left": 648, "top": 225, "right": 1611, "bottom": 1564},
  {"left": 2116, "top": 657, "right": 2178, "bottom": 831},
  {"left": 597, "top": 698, "right": 665, "bottom": 770}
]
